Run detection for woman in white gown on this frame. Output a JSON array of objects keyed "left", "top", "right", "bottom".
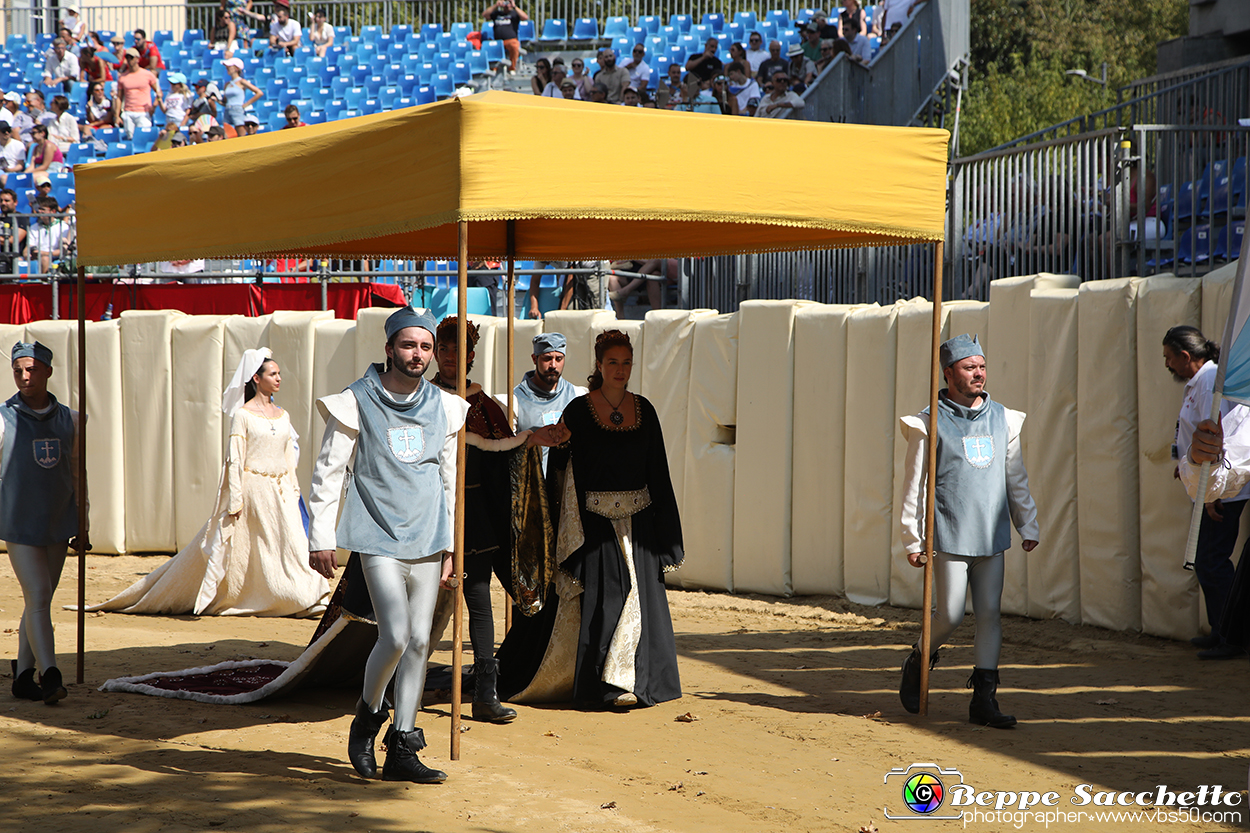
[{"left": 88, "top": 350, "right": 329, "bottom": 617}]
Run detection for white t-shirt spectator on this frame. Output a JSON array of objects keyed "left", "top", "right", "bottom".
[
  {"left": 60, "top": 15, "right": 86, "bottom": 42},
  {"left": 50, "top": 111, "right": 79, "bottom": 150},
  {"left": 879, "top": 0, "right": 918, "bottom": 31},
  {"left": 755, "top": 90, "right": 805, "bottom": 118},
  {"left": 541, "top": 81, "right": 563, "bottom": 97},
  {"left": 29, "top": 218, "right": 69, "bottom": 256},
  {"left": 746, "top": 48, "right": 768, "bottom": 73},
  {"left": 164, "top": 91, "right": 189, "bottom": 126},
  {"left": 270, "top": 18, "right": 302, "bottom": 45},
  {"left": 1, "top": 136, "right": 24, "bottom": 171},
  {"left": 845, "top": 32, "right": 872, "bottom": 63},
  {"left": 627, "top": 59, "right": 651, "bottom": 90},
  {"left": 43, "top": 50, "right": 79, "bottom": 83},
  {"left": 732, "top": 79, "right": 761, "bottom": 113}
]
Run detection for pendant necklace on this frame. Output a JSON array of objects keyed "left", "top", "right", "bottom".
[{"left": 604, "top": 390, "right": 627, "bottom": 426}]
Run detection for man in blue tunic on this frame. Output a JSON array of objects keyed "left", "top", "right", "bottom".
[
  {"left": 512, "top": 332, "right": 586, "bottom": 473},
  {"left": 897, "top": 334, "right": 1039, "bottom": 728},
  {"left": 4, "top": 341, "right": 83, "bottom": 706},
  {"left": 307, "top": 307, "right": 469, "bottom": 783}
]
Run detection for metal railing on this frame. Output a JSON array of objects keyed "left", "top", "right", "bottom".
[{"left": 796, "top": 0, "right": 968, "bottom": 128}]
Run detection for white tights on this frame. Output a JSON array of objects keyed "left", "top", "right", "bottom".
[
  {"left": 927, "top": 551, "right": 1004, "bottom": 670},
  {"left": 7, "top": 542, "right": 69, "bottom": 674},
  {"left": 359, "top": 553, "right": 441, "bottom": 732}
]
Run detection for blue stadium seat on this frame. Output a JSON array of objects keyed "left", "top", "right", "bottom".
[
  {"left": 451, "top": 61, "right": 470, "bottom": 85},
  {"left": 104, "top": 141, "right": 133, "bottom": 159},
  {"left": 360, "top": 98, "right": 381, "bottom": 115},
  {"left": 604, "top": 16, "right": 630, "bottom": 38},
  {"left": 5, "top": 33, "right": 27, "bottom": 51},
  {"left": 421, "top": 24, "right": 443, "bottom": 42},
  {"left": 391, "top": 24, "right": 413, "bottom": 42},
  {"left": 518, "top": 20, "right": 535, "bottom": 41},
  {"left": 766, "top": 10, "right": 791, "bottom": 30},
  {"left": 539, "top": 19, "right": 567, "bottom": 43},
  {"left": 416, "top": 85, "right": 435, "bottom": 105},
  {"left": 451, "top": 22, "right": 473, "bottom": 41},
  {"left": 66, "top": 143, "right": 94, "bottom": 165},
  {"left": 452, "top": 39, "right": 473, "bottom": 59},
  {"left": 360, "top": 25, "right": 382, "bottom": 43},
  {"left": 1214, "top": 221, "right": 1244, "bottom": 260},
  {"left": 299, "top": 76, "right": 319, "bottom": 97},
  {"left": 387, "top": 42, "right": 406, "bottom": 62},
  {"left": 304, "top": 109, "right": 326, "bottom": 124},
  {"left": 278, "top": 88, "right": 299, "bottom": 108},
  {"left": 1177, "top": 224, "right": 1213, "bottom": 264},
  {"left": 267, "top": 112, "right": 286, "bottom": 131},
  {"left": 365, "top": 74, "right": 384, "bottom": 95},
  {"left": 759, "top": 20, "right": 778, "bottom": 41},
  {"left": 181, "top": 28, "right": 203, "bottom": 45},
  {"left": 468, "top": 50, "right": 489, "bottom": 75},
  {"left": 420, "top": 41, "right": 438, "bottom": 61},
  {"left": 131, "top": 126, "right": 159, "bottom": 147},
  {"left": 638, "top": 15, "right": 661, "bottom": 34},
  {"left": 311, "top": 87, "right": 331, "bottom": 109},
  {"left": 1173, "top": 180, "right": 1199, "bottom": 223},
  {"left": 94, "top": 127, "right": 119, "bottom": 145},
  {"left": 669, "top": 14, "right": 693, "bottom": 32},
  {"left": 481, "top": 39, "right": 504, "bottom": 65},
  {"left": 479, "top": 22, "right": 495, "bottom": 41},
  {"left": 436, "top": 32, "right": 453, "bottom": 51},
  {"left": 324, "top": 99, "right": 345, "bottom": 120},
  {"left": 573, "top": 18, "right": 599, "bottom": 40},
  {"left": 702, "top": 12, "right": 725, "bottom": 32},
  {"left": 331, "top": 75, "right": 351, "bottom": 96},
  {"left": 691, "top": 24, "right": 711, "bottom": 40},
  {"left": 350, "top": 64, "right": 371, "bottom": 84},
  {"left": 432, "top": 72, "right": 453, "bottom": 98},
  {"left": 404, "top": 31, "right": 424, "bottom": 53},
  {"left": 376, "top": 34, "right": 393, "bottom": 52},
  {"left": 1204, "top": 176, "right": 1233, "bottom": 218}
]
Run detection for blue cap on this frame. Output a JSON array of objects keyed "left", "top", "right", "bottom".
[
  {"left": 940, "top": 334, "right": 984, "bottom": 368},
  {"left": 385, "top": 306, "right": 438, "bottom": 341},
  {"left": 167, "top": 71, "right": 187, "bottom": 85},
  {"left": 532, "top": 332, "right": 567, "bottom": 356},
  {"left": 11, "top": 340, "right": 53, "bottom": 367}
]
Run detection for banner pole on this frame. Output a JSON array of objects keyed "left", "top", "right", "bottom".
[
  {"left": 505, "top": 220, "right": 516, "bottom": 634},
  {"left": 76, "top": 265, "right": 87, "bottom": 685},
  {"left": 451, "top": 222, "right": 468, "bottom": 760},
  {"left": 919, "top": 240, "right": 944, "bottom": 716}
]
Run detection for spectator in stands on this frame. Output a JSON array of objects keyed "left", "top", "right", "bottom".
[
  {"left": 81, "top": 81, "right": 114, "bottom": 141},
  {"left": 559, "top": 79, "right": 576, "bottom": 100},
  {"left": 43, "top": 38, "right": 80, "bottom": 93},
  {"left": 205, "top": 125, "right": 227, "bottom": 142},
  {"left": 756, "top": 70, "right": 804, "bottom": 118},
  {"left": 530, "top": 57, "right": 551, "bottom": 96},
  {"left": 114, "top": 47, "right": 162, "bottom": 139},
  {"left": 309, "top": 8, "right": 335, "bottom": 57},
  {"left": 810, "top": 10, "right": 838, "bottom": 38},
  {"left": 658, "top": 63, "right": 686, "bottom": 108},
  {"left": 26, "top": 195, "right": 69, "bottom": 274},
  {"left": 269, "top": 5, "right": 302, "bottom": 55},
  {"left": 843, "top": 27, "right": 872, "bottom": 64},
  {"left": 621, "top": 87, "right": 641, "bottom": 107},
  {"left": 48, "top": 95, "right": 79, "bottom": 153},
  {"left": 0, "top": 92, "right": 25, "bottom": 135},
  {"left": 25, "top": 91, "right": 55, "bottom": 132},
  {"left": 839, "top": 0, "right": 868, "bottom": 39},
  {"left": 132, "top": 29, "right": 164, "bottom": 74},
  {"left": 727, "top": 42, "right": 750, "bottom": 74},
  {"left": 227, "top": 0, "right": 263, "bottom": 46},
  {"left": 108, "top": 33, "right": 126, "bottom": 69},
  {"left": 282, "top": 103, "right": 307, "bottom": 129},
  {"left": 875, "top": 0, "right": 927, "bottom": 43},
  {"left": 757, "top": 40, "right": 787, "bottom": 86},
  {"left": 222, "top": 58, "right": 262, "bottom": 128},
  {"left": 801, "top": 23, "right": 823, "bottom": 63},
  {"left": 726, "top": 61, "right": 760, "bottom": 116},
  {"left": 186, "top": 79, "right": 219, "bottom": 138},
  {"left": 623, "top": 44, "right": 652, "bottom": 92},
  {"left": 162, "top": 74, "right": 191, "bottom": 133},
  {"left": 151, "top": 124, "right": 186, "bottom": 151},
  {"left": 541, "top": 62, "right": 567, "bottom": 97},
  {"left": 685, "top": 37, "right": 724, "bottom": 87},
  {"left": 745, "top": 32, "right": 768, "bottom": 74},
  {"left": 483, "top": 0, "right": 528, "bottom": 74},
  {"left": 0, "top": 188, "right": 27, "bottom": 270},
  {"left": 589, "top": 82, "right": 608, "bottom": 104},
  {"left": 786, "top": 43, "right": 816, "bottom": 90},
  {"left": 59, "top": 6, "right": 86, "bottom": 45},
  {"left": 0, "top": 125, "right": 25, "bottom": 187},
  {"left": 594, "top": 48, "right": 631, "bottom": 104},
  {"left": 241, "top": 113, "right": 260, "bottom": 135},
  {"left": 79, "top": 44, "right": 113, "bottom": 86},
  {"left": 568, "top": 57, "right": 592, "bottom": 99},
  {"left": 211, "top": 5, "right": 239, "bottom": 58},
  {"left": 25, "top": 125, "right": 64, "bottom": 174}
]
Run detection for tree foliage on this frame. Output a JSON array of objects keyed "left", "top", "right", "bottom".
[{"left": 960, "top": 0, "right": 1190, "bottom": 155}]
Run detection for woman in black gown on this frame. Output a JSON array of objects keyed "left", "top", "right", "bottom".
[{"left": 497, "top": 329, "right": 683, "bottom": 708}]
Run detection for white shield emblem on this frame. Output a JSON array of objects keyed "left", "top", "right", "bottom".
[
  {"left": 541, "top": 410, "right": 561, "bottom": 426},
  {"left": 962, "top": 435, "right": 994, "bottom": 468},
  {"left": 33, "top": 438, "right": 60, "bottom": 469},
  {"left": 387, "top": 426, "right": 424, "bottom": 463}
]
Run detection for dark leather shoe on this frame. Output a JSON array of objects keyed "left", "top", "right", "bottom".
[
  {"left": 11, "top": 660, "right": 41, "bottom": 701},
  {"left": 1190, "top": 635, "right": 1220, "bottom": 649},
  {"left": 1197, "top": 643, "right": 1244, "bottom": 660},
  {"left": 381, "top": 728, "right": 447, "bottom": 784},
  {"left": 347, "top": 699, "right": 389, "bottom": 779},
  {"left": 40, "top": 667, "right": 67, "bottom": 705}
]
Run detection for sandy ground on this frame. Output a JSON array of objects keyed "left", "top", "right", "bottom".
[{"left": 2, "top": 554, "right": 1249, "bottom": 833}]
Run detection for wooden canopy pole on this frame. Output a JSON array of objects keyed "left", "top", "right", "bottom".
[
  {"left": 75, "top": 265, "right": 87, "bottom": 684},
  {"left": 450, "top": 221, "right": 468, "bottom": 759},
  {"left": 504, "top": 219, "right": 516, "bottom": 634},
  {"left": 918, "top": 240, "right": 944, "bottom": 716}
]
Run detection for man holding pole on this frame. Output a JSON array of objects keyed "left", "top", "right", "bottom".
[
  {"left": 306, "top": 307, "right": 468, "bottom": 783},
  {"left": 897, "top": 334, "right": 1038, "bottom": 728}
]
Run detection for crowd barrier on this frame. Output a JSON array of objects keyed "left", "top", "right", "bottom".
[{"left": 10, "top": 264, "right": 1245, "bottom": 641}]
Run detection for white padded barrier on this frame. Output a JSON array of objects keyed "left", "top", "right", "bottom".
[
  {"left": 120, "top": 311, "right": 182, "bottom": 552},
  {"left": 492, "top": 318, "right": 543, "bottom": 398},
  {"left": 733, "top": 301, "right": 808, "bottom": 595},
  {"left": 270, "top": 312, "right": 333, "bottom": 496},
  {"left": 170, "top": 316, "right": 227, "bottom": 548},
  {"left": 1026, "top": 288, "right": 1081, "bottom": 621},
  {"left": 83, "top": 320, "right": 126, "bottom": 554},
  {"left": 842, "top": 303, "right": 897, "bottom": 606},
  {"left": 1136, "top": 276, "right": 1203, "bottom": 640},
  {"left": 944, "top": 301, "right": 990, "bottom": 354},
  {"left": 1076, "top": 279, "right": 1143, "bottom": 631},
  {"left": 641, "top": 310, "right": 716, "bottom": 521},
  {"left": 353, "top": 308, "right": 391, "bottom": 369},
  {"left": 889, "top": 298, "right": 951, "bottom": 609},
  {"left": 466, "top": 313, "right": 499, "bottom": 396},
  {"left": 543, "top": 310, "right": 611, "bottom": 392},
  {"left": 791, "top": 304, "right": 863, "bottom": 596},
  {"left": 680, "top": 312, "right": 738, "bottom": 591}
]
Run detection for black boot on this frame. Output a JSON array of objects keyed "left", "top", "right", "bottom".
[
  {"left": 347, "top": 699, "right": 389, "bottom": 779},
  {"left": 11, "top": 660, "right": 41, "bottom": 701},
  {"left": 967, "top": 668, "right": 1016, "bottom": 728},
  {"left": 899, "top": 646, "right": 939, "bottom": 714},
  {"left": 381, "top": 727, "right": 447, "bottom": 784},
  {"left": 471, "top": 657, "right": 517, "bottom": 723},
  {"left": 40, "top": 666, "right": 66, "bottom": 705}
]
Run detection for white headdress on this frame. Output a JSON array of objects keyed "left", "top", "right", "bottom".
[{"left": 222, "top": 348, "right": 273, "bottom": 415}]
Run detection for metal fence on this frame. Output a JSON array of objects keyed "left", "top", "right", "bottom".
[{"left": 797, "top": 0, "right": 968, "bottom": 128}]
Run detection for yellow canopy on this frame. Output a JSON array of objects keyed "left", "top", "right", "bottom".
[{"left": 75, "top": 90, "right": 948, "bottom": 266}]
